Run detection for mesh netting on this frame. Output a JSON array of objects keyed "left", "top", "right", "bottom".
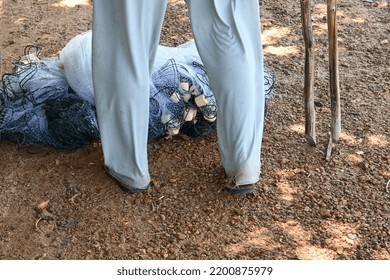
[
  {"left": 148, "top": 58, "right": 218, "bottom": 140},
  {"left": 0, "top": 46, "right": 98, "bottom": 149},
  {"left": 0, "top": 38, "right": 276, "bottom": 149}
]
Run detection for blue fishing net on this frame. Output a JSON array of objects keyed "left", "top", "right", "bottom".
[
  {"left": 0, "top": 46, "right": 98, "bottom": 149},
  {"left": 148, "top": 58, "right": 218, "bottom": 140},
  {"left": 0, "top": 40, "right": 275, "bottom": 149}
]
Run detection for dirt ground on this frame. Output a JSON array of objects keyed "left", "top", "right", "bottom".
[{"left": 0, "top": 0, "right": 389, "bottom": 260}]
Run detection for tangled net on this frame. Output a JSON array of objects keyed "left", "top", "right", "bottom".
[
  {"left": 0, "top": 36, "right": 275, "bottom": 149},
  {"left": 0, "top": 46, "right": 99, "bottom": 149}
]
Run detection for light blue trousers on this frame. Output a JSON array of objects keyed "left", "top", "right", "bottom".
[{"left": 92, "top": 0, "right": 266, "bottom": 189}]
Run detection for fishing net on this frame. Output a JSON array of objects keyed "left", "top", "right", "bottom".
[
  {"left": 0, "top": 46, "right": 98, "bottom": 148},
  {"left": 0, "top": 31, "right": 275, "bottom": 149}
]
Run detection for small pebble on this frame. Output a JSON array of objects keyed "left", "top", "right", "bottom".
[
  {"left": 347, "top": 233, "right": 358, "bottom": 240},
  {"left": 177, "top": 233, "right": 187, "bottom": 240}
]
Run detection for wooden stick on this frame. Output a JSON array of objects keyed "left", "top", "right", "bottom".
[
  {"left": 300, "top": 0, "right": 316, "bottom": 145},
  {"left": 326, "top": 132, "right": 333, "bottom": 161},
  {"left": 0, "top": 50, "right": 2, "bottom": 78},
  {"left": 327, "top": 0, "right": 341, "bottom": 141}
]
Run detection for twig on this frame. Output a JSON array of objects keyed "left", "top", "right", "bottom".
[
  {"left": 35, "top": 217, "right": 42, "bottom": 232},
  {"left": 386, "top": 179, "right": 390, "bottom": 194},
  {"left": 69, "top": 193, "right": 80, "bottom": 203}
]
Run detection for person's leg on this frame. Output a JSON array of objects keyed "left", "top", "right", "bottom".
[
  {"left": 186, "top": 0, "right": 265, "bottom": 190},
  {"left": 92, "top": 0, "right": 168, "bottom": 190}
]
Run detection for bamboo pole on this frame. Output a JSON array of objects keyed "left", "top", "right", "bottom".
[
  {"left": 327, "top": 0, "right": 341, "bottom": 141},
  {"left": 300, "top": 0, "right": 316, "bottom": 145}
]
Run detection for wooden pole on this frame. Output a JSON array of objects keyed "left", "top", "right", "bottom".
[
  {"left": 327, "top": 0, "right": 341, "bottom": 141},
  {"left": 300, "top": 0, "right": 316, "bottom": 145}
]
